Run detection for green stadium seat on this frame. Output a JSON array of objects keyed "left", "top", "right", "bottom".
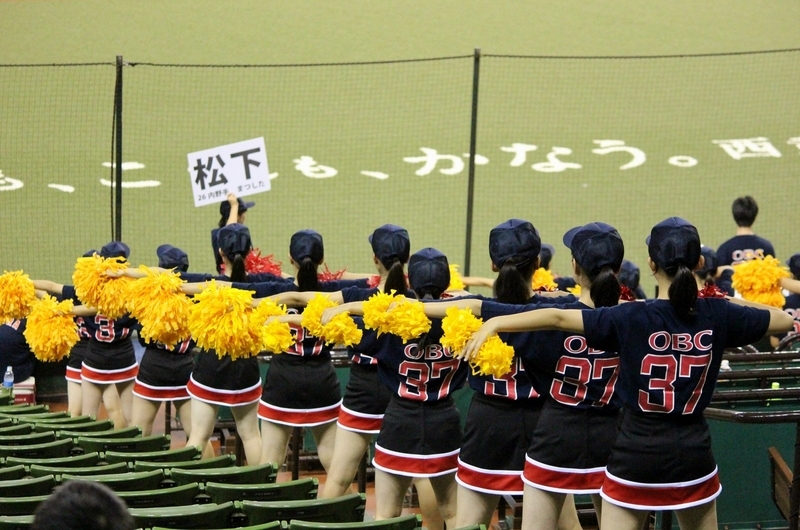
[
  {"left": 0, "top": 431, "right": 56, "bottom": 447},
  {"left": 451, "top": 525, "right": 486, "bottom": 530},
  {"left": 134, "top": 454, "right": 235, "bottom": 473},
  {"left": 61, "top": 469, "right": 165, "bottom": 492},
  {"left": 33, "top": 419, "right": 113, "bottom": 433},
  {"left": 56, "top": 426, "right": 141, "bottom": 440},
  {"left": 240, "top": 493, "right": 366, "bottom": 525},
  {"left": 169, "top": 462, "right": 277, "bottom": 487},
  {"left": 0, "top": 515, "right": 33, "bottom": 530},
  {"left": 0, "top": 475, "right": 56, "bottom": 498},
  {"left": 28, "top": 461, "right": 129, "bottom": 478},
  {"left": 116, "top": 482, "right": 201, "bottom": 509},
  {"left": 0, "top": 405, "right": 48, "bottom": 416},
  {"left": 129, "top": 501, "right": 237, "bottom": 529},
  {"left": 205, "top": 478, "right": 318, "bottom": 504},
  {"left": 103, "top": 445, "right": 200, "bottom": 464},
  {"left": 74, "top": 434, "right": 170, "bottom": 454},
  {"left": 6, "top": 451, "right": 101, "bottom": 469},
  {"left": 0, "top": 425, "right": 33, "bottom": 437},
  {"left": 18, "top": 414, "right": 91, "bottom": 425},
  {"left": 0, "top": 466, "right": 26, "bottom": 481},
  {"left": 288, "top": 514, "right": 422, "bottom": 530},
  {"left": 0, "top": 439, "right": 73, "bottom": 459},
  {"left": 0, "top": 391, "right": 12, "bottom": 407},
  {"left": 0, "top": 419, "right": 12, "bottom": 429},
  {"left": 151, "top": 522, "right": 285, "bottom": 530},
  {"left": 0, "top": 495, "right": 49, "bottom": 516}
]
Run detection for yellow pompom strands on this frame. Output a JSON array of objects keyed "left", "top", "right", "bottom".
[
  {"left": 567, "top": 285, "right": 582, "bottom": 296},
  {"left": 188, "top": 281, "right": 263, "bottom": 360},
  {"left": 732, "top": 256, "right": 790, "bottom": 309},
  {"left": 0, "top": 270, "right": 36, "bottom": 321},
  {"left": 126, "top": 267, "right": 191, "bottom": 349},
  {"left": 321, "top": 313, "right": 363, "bottom": 347},
  {"left": 23, "top": 295, "right": 78, "bottom": 362},
  {"left": 362, "top": 291, "right": 398, "bottom": 336},
  {"left": 387, "top": 299, "right": 431, "bottom": 343},
  {"left": 441, "top": 307, "right": 483, "bottom": 356},
  {"left": 470, "top": 335, "right": 514, "bottom": 378},
  {"left": 72, "top": 255, "right": 132, "bottom": 319},
  {"left": 252, "top": 298, "right": 288, "bottom": 325},
  {"left": 532, "top": 268, "right": 557, "bottom": 291},
  {"left": 448, "top": 265, "right": 465, "bottom": 291},
  {"left": 301, "top": 294, "right": 337, "bottom": 339},
  {"left": 261, "top": 320, "right": 295, "bottom": 354}
]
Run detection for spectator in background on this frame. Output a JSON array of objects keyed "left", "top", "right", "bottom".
[
  {"left": 772, "top": 252, "right": 800, "bottom": 349},
  {"left": 618, "top": 260, "right": 647, "bottom": 299},
  {"left": 31, "top": 480, "right": 134, "bottom": 530},
  {"left": 0, "top": 319, "right": 35, "bottom": 384},
  {"left": 716, "top": 196, "right": 775, "bottom": 296},
  {"left": 211, "top": 193, "right": 254, "bottom": 273},
  {"left": 540, "top": 243, "right": 578, "bottom": 292}
]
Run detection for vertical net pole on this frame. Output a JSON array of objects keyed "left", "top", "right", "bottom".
[
  {"left": 113, "top": 55, "right": 124, "bottom": 241},
  {"left": 464, "top": 48, "right": 481, "bottom": 275}
]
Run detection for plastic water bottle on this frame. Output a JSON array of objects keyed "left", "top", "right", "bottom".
[{"left": 3, "top": 366, "right": 13, "bottom": 390}]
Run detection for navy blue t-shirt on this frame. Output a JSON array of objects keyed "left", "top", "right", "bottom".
[
  {"left": 582, "top": 298, "right": 770, "bottom": 416},
  {"left": 716, "top": 234, "right": 776, "bottom": 296},
  {"left": 61, "top": 285, "right": 136, "bottom": 343},
  {"left": 0, "top": 319, "right": 35, "bottom": 383}
]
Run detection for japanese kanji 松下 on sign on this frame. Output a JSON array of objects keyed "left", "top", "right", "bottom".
[{"left": 187, "top": 137, "right": 270, "bottom": 207}]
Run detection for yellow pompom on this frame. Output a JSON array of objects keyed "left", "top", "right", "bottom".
[
  {"left": 387, "top": 299, "right": 432, "bottom": 343},
  {"left": 72, "top": 255, "right": 133, "bottom": 319},
  {"left": 532, "top": 268, "right": 557, "bottom": 291},
  {"left": 127, "top": 267, "right": 191, "bottom": 349},
  {"left": 261, "top": 320, "right": 296, "bottom": 354},
  {"left": 470, "top": 335, "right": 514, "bottom": 378},
  {"left": 0, "top": 270, "right": 37, "bottom": 321},
  {"left": 301, "top": 294, "right": 337, "bottom": 338},
  {"left": 732, "top": 256, "right": 790, "bottom": 308},
  {"left": 23, "top": 295, "right": 78, "bottom": 362},
  {"left": 567, "top": 285, "right": 581, "bottom": 296},
  {"left": 362, "top": 290, "right": 400, "bottom": 336},
  {"left": 448, "top": 265, "right": 465, "bottom": 291},
  {"left": 321, "top": 313, "right": 363, "bottom": 347},
  {"left": 188, "top": 281, "right": 264, "bottom": 360},
  {"left": 441, "top": 307, "right": 483, "bottom": 356},
  {"left": 252, "top": 298, "right": 288, "bottom": 325}
]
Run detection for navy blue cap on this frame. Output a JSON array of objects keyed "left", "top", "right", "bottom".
[
  {"left": 99, "top": 241, "right": 130, "bottom": 259},
  {"left": 646, "top": 217, "right": 701, "bottom": 272},
  {"left": 220, "top": 197, "right": 255, "bottom": 218},
  {"left": 618, "top": 260, "right": 641, "bottom": 290},
  {"left": 489, "top": 219, "right": 541, "bottom": 268},
  {"left": 369, "top": 224, "right": 410, "bottom": 266},
  {"left": 290, "top": 229, "right": 324, "bottom": 263},
  {"left": 408, "top": 248, "right": 451, "bottom": 293},
  {"left": 695, "top": 245, "right": 718, "bottom": 278},
  {"left": 562, "top": 222, "right": 624, "bottom": 277},
  {"left": 787, "top": 253, "right": 800, "bottom": 279},
  {"left": 82, "top": 249, "right": 97, "bottom": 258},
  {"left": 157, "top": 244, "right": 189, "bottom": 272},
  {"left": 217, "top": 223, "right": 251, "bottom": 258}
]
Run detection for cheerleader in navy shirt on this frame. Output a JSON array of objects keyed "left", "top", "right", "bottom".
[{"left": 462, "top": 217, "right": 793, "bottom": 530}]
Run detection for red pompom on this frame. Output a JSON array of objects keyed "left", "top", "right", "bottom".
[
  {"left": 367, "top": 275, "right": 381, "bottom": 288},
  {"left": 318, "top": 264, "right": 346, "bottom": 282},
  {"left": 245, "top": 248, "right": 283, "bottom": 276},
  {"left": 698, "top": 281, "right": 727, "bottom": 299},
  {"left": 619, "top": 285, "right": 637, "bottom": 302}
]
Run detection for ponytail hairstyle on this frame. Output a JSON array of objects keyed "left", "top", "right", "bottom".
[
  {"left": 369, "top": 224, "right": 411, "bottom": 295},
  {"left": 563, "top": 222, "right": 625, "bottom": 309},
  {"left": 647, "top": 217, "right": 702, "bottom": 319},
  {"left": 489, "top": 219, "right": 542, "bottom": 304},
  {"left": 290, "top": 230, "right": 325, "bottom": 292},
  {"left": 217, "top": 224, "right": 252, "bottom": 283},
  {"left": 408, "top": 248, "right": 451, "bottom": 351}
]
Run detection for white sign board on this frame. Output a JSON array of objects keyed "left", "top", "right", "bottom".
[{"left": 187, "top": 137, "right": 270, "bottom": 207}]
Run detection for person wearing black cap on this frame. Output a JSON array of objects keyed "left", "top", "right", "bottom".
[
  {"left": 618, "top": 260, "right": 647, "bottom": 300},
  {"left": 129, "top": 244, "right": 196, "bottom": 438},
  {"left": 211, "top": 192, "right": 254, "bottom": 274},
  {"left": 461, "top": 217, "right": 793, "bottom": 530}
]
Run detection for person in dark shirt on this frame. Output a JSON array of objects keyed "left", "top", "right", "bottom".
[
  {"left": 715, "top": 196, "right": 775, "bottom": 296},
  {"left": 0, "top": 319, "right": 35, "bottom": 384},
  {"left": 211, "top": 193, "right": 254, "bottom": 273}
]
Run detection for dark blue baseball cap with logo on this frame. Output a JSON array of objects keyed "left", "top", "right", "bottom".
[
  {"left": 217, "top": 223, "right": 251, "bottom": 258},
  {"left": 290, "top": 229, "right": 324, "bottom": 264},
  {"left": 489, "top": 219, "right": 541, "bottom": 268},
  {"left": 562, "top": 222, "right": 624, "bottom": 277},
  {"left": 99, "top": 241, "right": 130, "bottom": 259},
  {"left": 157, "top": 244, "right": 190, "bottom": 272},
  {"left": 369, "top": 224, "right": 410, "bottom": 266},
  {"left": 408, "top": 248, "right": 451, "bottom": 293},
  {"left": 646, "top": 217, "right": 701, "bottom": 272},
  {"left": 787, "top": 253, "right": 800, "bottom": 279}
]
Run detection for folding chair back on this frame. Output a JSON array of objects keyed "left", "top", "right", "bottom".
[
  {"left": 116, "top": 482, "right": 201, "bottom": 509},
  {"left": 205, "top": 478, "right": 318, "bottom": 504},
  {"left": 169, "top": 462, "right": 276, "bottom": 486},
  {"left": 61, "top": 469, "right": 166, "bottom": 492},
  {"left": 0, "top": 405, "right": 47, "bottom": 416},
  {"left": 75, "top": 434, "right": 170, "bottom": 454},
  {"left": 129, "top": 501, "right": 237, "bottom": 529},
  {"left": 0, "top": 495, "right": 49, "bottom": 516},
  {"left": 150, "top": 523, "right": 285, "bottom": 530},
  {"left": 240, "top": 493, "right": 366, "bottom": 525},
  {"left": 287, "top": 514, "right": 422, "bottom": 530},
  {"left": 56, "top": 426, "right": 140, "bottom": 439},
  {"left": 0, "top": 515, "right": 33, "bottom": 529},
  {"left": 103, "top": 445, "right": 199, "bottom": 464},
  {"left": 134, "top": 454, "right": 235, "bottom": 473},
  {"left": 29, "top": 461, "right": 129, "bottom": 479},
  {"left": 11, "top": 412, "right": 69, "bottom": 422},
  {"left": 0, "top": 425, "right": 33, "bottom": 437},
  {"left": 6, "top": 451, "right": 100, "bottom": 469},
  {"left": 0, "top": 431, "right": 56, "bottom": 447},
  {"left": 33, "top": 419, "right": 113, "bottom": 433},
  {"left": 0, "top": 475, "right": 56, "bottom": 498},
  {"left": 0, "top": 439, "right": 73, "bottom": 459},
  {"left": 0, "top": 466, "right": 26, "bottom": 481}
]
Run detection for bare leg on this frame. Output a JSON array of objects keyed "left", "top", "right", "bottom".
[
  {"left": 114, "top": 380, "right": 134, "bottom": 427},
  {"left": 557, "top": 494, "right": 582, "bottom": 530},
  {"left": 259, "top": 420, "right": 293, "bottom": 466},
  {"left": 522, "top": 485, "right": 563, "bottom": 530},
  {"left": 175, "top": 399, "right": 193, "bottom": 437},
  {"left": 455, "top": 485, "right": 499, "bottom": 527},
  {"left": 674, "top": 500, "right": 717, "bottom": 530},
  {"left": 427, "top": 473, "right": 458, "bottom": 530},
  {"left": 66, "top": 381, "right": 82, "bottom": 417},
  {"left": 309, "top": 422, "right": 338, "bottom": 473},
  {"left": 101, "top": 383, "right": 126, "bottom": 429},
  {"left": 319, "top": 428, "right": 372, "bottom": 498},
  {"left": 231, "top": 402, "right": 261, "bottom": 465},
  {"left": 186, "top": 399, "right": 219, "bottom": 458},
  {"left": 81, "top": 381, "right": 104, "bottom": 419},
  {"left": 131, "top": 396, "right": 160, "bottom": 436},
  {"left": 415, "top": 477, "right": 446, "bottom": 530},
  {"left": 599, "top": 499, "right": 649, "bottom": 530},
  {"left": 374, "top": 469, "right": 412, "bottom": 520},
  {"left": 591, "top": 493, "right": 603, "bottom": 526}
]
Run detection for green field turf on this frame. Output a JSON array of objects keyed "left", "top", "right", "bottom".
[{"left": 1, "top": 2, "right": 800, "bottom": 526}]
